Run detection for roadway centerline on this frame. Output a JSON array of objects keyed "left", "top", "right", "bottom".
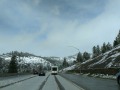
[
  {"left": 57, "top": 75, "right": 85, "bottom": 90},
  {"left": 39, "top": 74, "right": 50, "bottom": 90},
  {"left": 54, "top": 75, "right": 65, "bottom": 90},
  {"left": 42, "top": 74, "right": 58, "bottom": 90}
]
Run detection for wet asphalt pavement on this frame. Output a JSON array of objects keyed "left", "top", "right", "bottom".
[{"left": 60, "top": 73, "right": 120, "bottom": 90}]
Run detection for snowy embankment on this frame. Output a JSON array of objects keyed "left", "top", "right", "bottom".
[
  {"left": 62, "top": 45, "right": 120, "bottom": 79},
  {"left": 81, "top": 73, "right": 116, "bottom": 79},
  {"left": 81, "top": 45, "right": 120, "bottom": 69},
  {"left": 59, "top": 65, "right": 76, "bottom": 72},
  {"left": 62, "top": 65, "right": 117, "bottom": 79}
]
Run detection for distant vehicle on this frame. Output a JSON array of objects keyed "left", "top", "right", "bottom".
[
  {"left": 38, "top": 70, "right": 45, "bottom": 76},
  {"left": 33, "top": 64, "right": 46, "bottom": 76},
  {"left": 33, "top": 69, "right": 38, "bottom": 74},
  {"left": 38, "top": 64, "right": 46, "bottom": 76},
  {"left": 51, "top": 66, "right": 58, "bottom": 75},
  {"left": 117, "top": 71, "right": 120, "bottom": 85}
]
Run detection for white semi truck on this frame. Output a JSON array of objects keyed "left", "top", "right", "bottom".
[{"left": 51, "top": 66, "right": 58, "bottom": 75}]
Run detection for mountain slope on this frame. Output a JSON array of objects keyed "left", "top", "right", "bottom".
[
  {"left": 81, "top": 45, "right": 120, "bottom": 69},
  {"left": 0, "top": 53, "right": 52, "bottom": 73}
]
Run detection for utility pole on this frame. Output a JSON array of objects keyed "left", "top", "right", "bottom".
[
  {"left": 68, "top": 46, "right": 82, "bottom": 73},
  {"left": 68, "top": 46, "right": 80, "bottom": 52}
]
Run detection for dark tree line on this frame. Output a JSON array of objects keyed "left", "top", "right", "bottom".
[
  {"left": 7, "top": 51, "right": 34, "bottom": 73},
  {"left": 92, "top": 42, "right": 112, "bottom": 58},
  {"left": 62, "top": 57, "right": 69, "bottom": 68},
  {"left": 113, "top": 30, "right": 120, "bottom": 47},
  {"left": 8, "top": 55, "right": 18, "bottom": 73},
  {"left": 76, "top": 30, "right": 120, "bottom": 63},
  {"left": 76, "top": 42, "right": 113, "bottom": 63},
  {"left": 8, "top": 51, "right": 35, "bottom": 57},
  {"left": 92, "top": 30, "right": 120, "bottom": 58},
  {"left": 76, "top": 52, "right": 90, "bottom": 63}
]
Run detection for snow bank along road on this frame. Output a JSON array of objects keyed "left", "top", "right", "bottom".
[{"left": 0, "top": 72, "right": 84, "bottom": 90}]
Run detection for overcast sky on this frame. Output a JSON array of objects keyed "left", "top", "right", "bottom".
[{"left": 0, "top": 0, "right": 120, "bottom": 57}]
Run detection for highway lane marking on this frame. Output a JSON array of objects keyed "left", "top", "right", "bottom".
[
  {"left": 54, "top": 75, "right": 65, "bottom": 90},
  {"left": 59, "top": 75, "right": 85, "bottom": 90},
  {"left": 0, "top": 75, "right": 37, "bottom": 89},
  {"left": 39, "top": 74, "right": 50, "bottom": 90},
  {"left": 54, "top": 76, "right": 60, "bottom": 90}
]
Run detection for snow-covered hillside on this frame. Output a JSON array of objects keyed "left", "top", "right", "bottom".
[
  {"left": 66, "top": 54, "right": 77, "bottom": 63},
  {"left": 0, "top": 54, "right": 53, "bottom": 73},
  {"left": 0, "top": 51, "right": 77, "bottom": 73},
  {"left": 81, "top": 45, "right": 120, "bottom": 69},
  {"left": 1, "top": 55, "right": 51, "bottom": 66},
  {"left": 19, "top": 56, "right": 49, "bottom": 64},
  {"left": 43, "top": 54, "right": 77, "bottom": 65}
]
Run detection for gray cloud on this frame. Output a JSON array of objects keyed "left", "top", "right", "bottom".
[{"left": 0, "top": 0, "right": 120, "bottom": 57}]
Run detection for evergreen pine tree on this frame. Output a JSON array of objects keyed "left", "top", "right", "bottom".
[
  {"left": 113, "top": 30, "right": 120, "bottom": 47},
  {"left": 113, "top": 39, "right": 118, "bottom": 47},
  {"left": 8, "top": 55, "right": 18, "bottom": 73},
  {"left": 117, "top": 30, "right": 120, "bottom": 44},
  {"left": 96, "top": 45, "right": 101, "bottom": 56},
  {"left": 76, "top": 52, "right": 83, "bottom": 63},
  {"left": 106, "top": 42, "right": 112, "bottom": 51},
  {"left": 114, "top": 37, "right": 119, "bottom": 47},
  {"left": 92, "top": 46, "right": 97, "bottom": 58},
  {"left": 0, "top": 58, "right": 3, "bottom": 72},
  {"left": 62, "top": 58, "right": 69, "bottom": 67},
  {"left": 83, "top": 51, "right": 90, "bottom": 60},
  {"left": 101, "top": 42, "right": 107, "bottom": 53}
]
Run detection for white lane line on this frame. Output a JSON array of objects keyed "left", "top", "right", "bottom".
[
  {"left": 42, "top": 75, "right": 58, "bottom": 90},
  {"left": 39, "top": 74, "right": 50, "bottom": 90},
  {"left": 54, "top": 75, "right": 65, "bottom": 90},
  {"left": 58, "top": 75, "right": 85, "bottom": 90}
]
